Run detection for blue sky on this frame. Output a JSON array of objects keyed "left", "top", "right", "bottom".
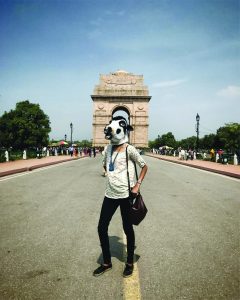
[{"left": 0, "top": 0, "right": 239, "bottom": 141}]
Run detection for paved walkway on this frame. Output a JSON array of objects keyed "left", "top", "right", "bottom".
[
  {"left": 146, "top": 153, "right": 240, "bottom": 179},
  {"left": 0, "top": 155, "right": 86, "bottom": 177}
]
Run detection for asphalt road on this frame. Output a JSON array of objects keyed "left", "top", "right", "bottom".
[{"left": 0, "top": 156, "right": 239, "bottom": 300}]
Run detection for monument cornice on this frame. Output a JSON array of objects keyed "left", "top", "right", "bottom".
[{"left": 91, "top": 95, "right": 151, "bottom": 102}]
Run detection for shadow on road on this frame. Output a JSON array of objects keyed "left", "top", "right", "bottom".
[{"left": 97, "top": 235, "right": 140, "bottom": 264}]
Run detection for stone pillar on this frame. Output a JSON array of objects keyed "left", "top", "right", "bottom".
[
  {"left": 234, "top": 154, "right": 238, "bottom": 165},
  {"left": 5, "top": 151, "right": 9, "bottom": 162},
  {"left": 23, "top": 150, "right": 27, "bottom": 160}
]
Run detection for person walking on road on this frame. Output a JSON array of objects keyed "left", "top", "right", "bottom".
[
  {"left": 93, "top": 116, "right": 148, "bottom": 278},
  {"left": 93, "top": 147, "right": 96, "bottom": 158}
]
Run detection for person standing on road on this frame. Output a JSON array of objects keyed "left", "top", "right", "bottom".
[
  {"left": 93, "top": 116, "right": 148, "bottom": 278},
  {"left": 93, "top": 147, "right": 96, "bottom": 158}
]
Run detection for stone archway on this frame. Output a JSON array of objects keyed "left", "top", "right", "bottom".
[{"left": 91, "top": 70, "right": 151, "bottom": 148}]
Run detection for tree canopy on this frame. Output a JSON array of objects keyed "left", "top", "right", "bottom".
[
  {"left": 149, "top": 123, "right": 240, "bottom": 152},
  {"left": 149, "top": 132, "right": 177, "bottom": 149},
  {"left": 216, "top": 123, "right": 240, "bottom": 152},
  {"left": 159, "top": 132, "right": 177, "bottom": 148},
  {"left": 0, "top": 100, "right": 51, "bottom": 150},
  {"left": 178, "top": 136, "right": 197, "bottom": 150}
]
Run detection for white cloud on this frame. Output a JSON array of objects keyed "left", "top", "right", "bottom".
[
  {"left": 104, "top": 10, "right": 125, "bottom": 16},
  {"left": 89, "top": 18, "right": 103, "bottom": 26},
  {"left": 87, "top": 29, "right": 102, "bottom": 39},
  {"left": 152, "top": 79, "right": 188, "bottom": 88},
  {"left": 217, "top": 85, "right": 240, "bottom": 98},
  {"left": 117, "top": 10, "right": 125, "bottom": 16}
]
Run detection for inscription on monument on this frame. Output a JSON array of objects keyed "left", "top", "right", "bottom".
[{"left": 102, "top": 75, "right": 137, "bottom": 86}]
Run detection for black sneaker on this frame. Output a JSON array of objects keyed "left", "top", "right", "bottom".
[
  {"left": 93, "top": 264, "right": 112, "bottom": 277},
  {"left": 123, "top": 264, "right": 134, "bottom": 278}
]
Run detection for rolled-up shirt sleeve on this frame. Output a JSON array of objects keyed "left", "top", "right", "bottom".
[{"left": 129, "top": 145, "right": 146, "bottom": 168}]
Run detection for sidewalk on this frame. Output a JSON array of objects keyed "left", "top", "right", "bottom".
[
  {"left": 146, "top": 153, "right": 240, "bottom": 179},
  {"left": 0, "top": 155, "right": 85, "bottom": 178}
]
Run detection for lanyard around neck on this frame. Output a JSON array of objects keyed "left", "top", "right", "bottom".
[{"left": 109, "top": 146, "right": 120, "bottom": 171}]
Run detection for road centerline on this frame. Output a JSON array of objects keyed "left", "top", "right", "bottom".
[{"left": 122, "top": 232, "right": 141, "bottom": 300}]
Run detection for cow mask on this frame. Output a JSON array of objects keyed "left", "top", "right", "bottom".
[{"left": 104, "top": 116, "right": 133, "bottom": 145}]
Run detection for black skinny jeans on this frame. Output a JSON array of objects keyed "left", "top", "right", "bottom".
[{"left": 98, "top": 196, "right": 135, "bottom": 264}]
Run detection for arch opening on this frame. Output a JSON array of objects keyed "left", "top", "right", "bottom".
[{"left": 112, "top": 106, "right": 130, "bottom": 125}]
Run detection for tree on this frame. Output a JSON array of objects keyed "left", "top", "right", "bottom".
[
  {"left": 216, "top": 123, "right": 240, "bottom": 152},
  {"left": 148, "top": 140, "right": 157, "bottom": 149},
  {"left": 0, "top": 100, "right": 51, "bottom": 149},
  {"left": 200, "top": 134, "right": 217, "bottom": 150},
  {"left": 149, "top": 132, "right": 176, "bottom": 149},
  {"left": 159, "top": 132, "right": 177, "bottom": 148},
  {"left": 178, "top": 136, "right": 197, "bottom": 150},
  {"left": 148, "top": 137, "right": 160, "bottom": 149},
  {"left": 78, "top": 140, "right": 92, "bottom": 148}
]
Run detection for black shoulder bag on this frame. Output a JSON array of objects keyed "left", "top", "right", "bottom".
[{"left": 126, "top": 146, "right": 148, "bottom": 225}]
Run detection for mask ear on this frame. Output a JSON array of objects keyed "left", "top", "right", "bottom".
[{"left": 127, "top": 125, "right": 133, "bottom": 131}]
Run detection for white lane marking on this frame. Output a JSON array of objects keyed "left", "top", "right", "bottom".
[
  {"left": 122, "top": 233, "right": 141, "bottom": 300},
  {"left": 0, "top": 160, "right": 81, "bottom": 182}
]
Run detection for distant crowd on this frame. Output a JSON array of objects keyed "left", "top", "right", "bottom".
[
  {"left": 43, "top": 146, "right": 105, "bottom": 158},
  {"left": 151, "top": 147, "right": 240, "bottom": 165}
]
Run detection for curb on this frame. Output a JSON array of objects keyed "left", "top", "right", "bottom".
[
  {"left": 0, "top": 167, "right": 29, "bottom": 177},
  {"left": 0, "top": 157, "right": 84, "bottom": 178},
  {"left": 145, "top": 154, "right": 240, "bottom": 179}
]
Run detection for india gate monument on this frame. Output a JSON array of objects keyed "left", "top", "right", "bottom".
[{"left": 91, "top": 70, "right": 151, "bottom": 148}]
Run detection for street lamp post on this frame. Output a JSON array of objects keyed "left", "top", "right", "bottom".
[
  {"left": 70, "top": 123, "right": 73, "bottom": 146},
  {"left": 195, "top": 113, "right": 200, "bottom": 153}
]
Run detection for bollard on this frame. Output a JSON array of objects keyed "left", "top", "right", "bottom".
[
  {"left": 23, "top": 150, "right": 27, "bottom": 160},
  {"left": 234, "top": 154, "right": 238, "bottom": 165},
  {"left": 5, "top": 150, "right": 9, "bottom": 162}
]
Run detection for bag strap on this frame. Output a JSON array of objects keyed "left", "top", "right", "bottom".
[
  {"left": 126, "top": 146, "right": 131, "bottom": 196},
  {"left": 133, "top": 160, "right": 139, "bottom": 181},
  {"left": 126, "top": 146, "right": 139, "bottom": 196}
]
